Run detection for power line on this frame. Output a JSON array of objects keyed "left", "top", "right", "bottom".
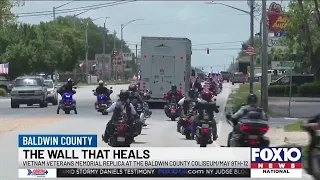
[
  {"left": 127, "top": 41, "right": 243, "bottom": 47},
  {"left": 14, "top": 1, "right": 133, "bottom": 18},
  {"left": 130, "top": 48, "right": 241, "bottom": 51}
]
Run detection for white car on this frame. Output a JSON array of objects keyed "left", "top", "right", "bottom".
[{"left": 44, "top": 79, "right": 58, "bottom": 105}]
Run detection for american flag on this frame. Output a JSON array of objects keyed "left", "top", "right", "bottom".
[
  {"left": 0, "top": 63, "right": 9, "bottom": 74},
  {"left": 244, "top": 45, "right": 256, "bottom": 56}
]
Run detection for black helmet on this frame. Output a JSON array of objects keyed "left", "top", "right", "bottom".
[
  {"left": 188, "top": 88, "right": 197, "bottom": 99},
  {"left": 67, "top": 78, "right": 73, "bottom": 85},
  {"left": 171, "top": 84, "right": 177, "bottom": 91},
  {"left": 119, "top": 90, "right": 130, "bottom": 101},
  {"left": 128, "top": 84, "right": 137, "bottom": 92},
  {"left": 247, "top": 93, "right": 258, "bottom": 104}
]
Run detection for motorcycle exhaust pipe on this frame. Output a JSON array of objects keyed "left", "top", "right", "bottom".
[
  {"left": 140, "top": 113, "right": 145, "bottom": 124},
  {"left": 180, "top": 126, "right": 185, "bottom": 135}
]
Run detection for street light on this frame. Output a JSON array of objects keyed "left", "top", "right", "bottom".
[
  {"left": 85, "top": 17, "right": 109, "bottom": 83},
  {"left": 120, "top": 19, "right": 144, "bottom": 53},
  {"left": 206, "top": 2, "right": 255, "bottom": 93},
  {"left": 120, "top": 19, "right": 144, "bottom": 79},
  {"left": 53, "top": 0, "right": 76, "bottom": 85}
]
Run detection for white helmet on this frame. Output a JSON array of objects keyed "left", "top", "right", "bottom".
[{"left": 98, "top": 80, "right": 103, "bottom": 84}]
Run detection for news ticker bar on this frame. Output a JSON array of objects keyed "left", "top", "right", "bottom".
[{"left": 56, "top": 168, "right": 250, "bottom": 177}]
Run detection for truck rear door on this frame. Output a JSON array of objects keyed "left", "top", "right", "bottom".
[{"left": 151, "top": 55, "right": 175, "bottom": 98}]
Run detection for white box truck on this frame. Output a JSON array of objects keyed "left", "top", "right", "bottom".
[{"left": 139, "top": 36, "right": 192, "bottom": 103}]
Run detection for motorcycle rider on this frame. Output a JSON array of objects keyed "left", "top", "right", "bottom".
[
  {"left": 128, "top": 84, "right": 144, "bottom": 105},
  {"left": 191, "top": 91, "right": 219, "bottom": 141},
  {"left": 230, "top": 93, "right": 267, "bottom": 126},
  {"left": 57, "top": 78, "right": 77, "bottom": 114},
  {"left": 192, "top": 77, "right": 203, "bottom": 92},
  {"left": 102, "top": 90, "right": 137, "bottom": 143},
  {"left": 178, "top": 88, "right": 201, "bottom": 114},
  {"left": 94, "top": 80, "right": 112, "bottom": 107},
  {"left": 164, "top": 84, "right": 183, "bottom": 115}
]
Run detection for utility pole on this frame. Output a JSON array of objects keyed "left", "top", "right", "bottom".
[
  {"left": 249, "top": 0, "right": 255, "bottom": 93},
  {"left": 113, "top": 30, "right": 117, "bottom": 80},
  {"left": 85, "top": 23, "right": 89, "bottom": 84},
  {"left": 120, "top": 24, "right": 124, "bottom": 80},
  {"left": 232, "top": 56, "right": 235, "bottom": 73},
  {"left": 262, "top": 0, "right": 269, "bottom": 111},
  {"left": 53, "top": 7, "right": 58, "bottom": 86},
  {"left": 259, "top": 20, "right": 264, "bottom": 107},
  {"left": 135, "top": 44, "right": 138, "bottom": 75},
  {"left": 102, "top": 22, "right": 106, "bottom": 81}
]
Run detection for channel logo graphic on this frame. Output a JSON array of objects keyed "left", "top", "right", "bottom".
[{"left": 250, "top": 147, "right": 303, "bottom": 178}]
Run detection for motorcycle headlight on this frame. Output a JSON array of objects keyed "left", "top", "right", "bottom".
[
  {"left": 35, "top": 90, "right": 43, "bottom": 95},
  {"left": 48, "top": 90, "right": 55, "bottom": 94}
]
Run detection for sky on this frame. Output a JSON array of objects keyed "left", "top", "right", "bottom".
[{"left": 12, "top": 0, "right": 288, "bottom": 73}]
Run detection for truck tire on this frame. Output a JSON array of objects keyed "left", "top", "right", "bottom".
[
  {"left": 39, "top": 100, "right": 47, "bottom": 108},
  {"left": 11, "top": 100, "right": 19, "bottom": 108}
]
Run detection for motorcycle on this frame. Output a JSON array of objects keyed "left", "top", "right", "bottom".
[
  {"left": 134, "top": 103, "right": 145, "bottom": 135},
  {"left": 302, "top": 120, "right": 320, "bottom": 179},
  {"left": 164, "top": 95, "right": 180, "bottom": 121},
  {"left": 142, "top": 90, "right": 152, "bottom": 118},
  {"left": 57, "top": 90, "right": 77, "bottom": 115},
  {"left": 92, "top": 87, "right": 113, "bottom": 115},
  {"left": 195, "top": 112, "right": 214, "bottom": 147},
  {"left": 178, "top": 102, "right": 196, "bottom": 139},
  {"left": 225, "top": 112, "right": 270, "bottom": 147},
  {"left": 106, "top": 120, "right": 133, "bottom": 147}
]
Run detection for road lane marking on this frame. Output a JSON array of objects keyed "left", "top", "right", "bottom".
[{"left": 0, "top": 116, "right": 71, "bottom": 134}]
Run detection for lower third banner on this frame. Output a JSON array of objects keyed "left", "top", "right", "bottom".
[{"left": 56, "top": 168, "right": 251, "bottom": 177}]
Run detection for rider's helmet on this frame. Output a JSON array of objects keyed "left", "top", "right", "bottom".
[
  {"left": 188, "top": 88, "right": 197, "bottom": 99},
  {"left": 98, "top": 80, "right": 104, "bottom": 87},
  {"left": 67, "top": 78, "right": 73, "bottom": 85},
  {"left": 208, "top": 77, "right": 213, "bottom": 82},
  {"left": 247, "top": 93, "right": 258, "bottom": 105},
  {"left": 201, "top": 91, "right": 212, "bottom": 101},
  {"left": 128, "top": 84, "right": 137, "bottom": 92},
  {"left": 171, "top": 84, "right": 177, "bottom": 92},
  {"left": 119, "top": 90, "right": 130, "bottom": 101}
]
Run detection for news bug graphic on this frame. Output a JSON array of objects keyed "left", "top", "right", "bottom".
[
  {"left": 250, "top": 147, "right": 302, "bottom": 178},
  {"left": 27, "top": 169, "right": 48, "bottom": 177}
]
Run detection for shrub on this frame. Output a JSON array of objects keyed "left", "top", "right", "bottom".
[
  {"left": 268, "top": 85, "right": 298, "bottom": 96},
  {"left": 0, "top": 88, "right": 7, "bottom": 96},
  {"left": 299, "top": 83, "right": 320, "bottom": 97}
]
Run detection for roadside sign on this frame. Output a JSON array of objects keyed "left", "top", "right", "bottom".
[
  {"left": 267, "top": 37, "right": 288, "bottom": 53},
  {"left": 272, "top": 61, "right": 301, "bottom": 69}
]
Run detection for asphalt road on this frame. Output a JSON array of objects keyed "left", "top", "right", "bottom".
[{"left": 0, "top": 83, "right": 312, "bottom": 180}]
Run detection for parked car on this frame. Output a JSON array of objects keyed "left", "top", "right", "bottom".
[
  {"left": 10, "top": 76, "right": 48, "bottom": 108},
  {"left": 44, "top": 79, "right": 58, "bottom": 105}
]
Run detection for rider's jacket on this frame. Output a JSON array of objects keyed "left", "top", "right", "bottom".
[
  {"left": 192, "top": 99, "right": 219, "bottom": 120},
  {"left": 96, "top": 86, "right": 110, "bottom": 95},
  {"left": 231, "top": 104, "right": 267, "bottom": 123}
]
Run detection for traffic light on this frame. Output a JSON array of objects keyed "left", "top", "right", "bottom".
[
  {"left": 206, "top": 48, "right": 209, "bottom": 54},
  {"left": 112, "top": 50, "right": 117, "bottom": 58},
  {"left": 242, "top": 44, "right": 248, "bottom": 50}
]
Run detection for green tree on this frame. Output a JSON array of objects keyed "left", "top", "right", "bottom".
[{"left": 282, "top": 0, "right": 320, "bottom": 80}]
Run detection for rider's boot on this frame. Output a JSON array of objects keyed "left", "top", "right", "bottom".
[
  {"left": 74, "top": 108, "right": 78, "bottom": 114},
  {"left": 57, "top": 107, "right": 60, "bottom": 114}
]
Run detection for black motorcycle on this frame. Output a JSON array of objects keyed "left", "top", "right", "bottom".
[
  {"left": 225, "top": 112, "right": 270, "bottom": 147},
  {"left": 92, "top": 87, "right": 113, "bottom": 115},
  {"left": 134, "top": 102, "right": 144, "bottom": 135},
  {"left": 178, "top": 102, "right": 196, "bottom": 139},
  {"left": 106, "top": 120, "right": 133, "bottom": 147},
  {"left": 195, "top": 113, "right": 214, "bottom": 147},
  {"left": 302, "top": 120, "right": 320, "bottom": 180},
  {"left": 141, "top": 90, "right": 152, "bottom": 118}
]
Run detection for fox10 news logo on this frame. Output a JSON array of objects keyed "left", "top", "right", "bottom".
[{"left": 250, "top": 147, "right": 302, "bottom": 178}]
